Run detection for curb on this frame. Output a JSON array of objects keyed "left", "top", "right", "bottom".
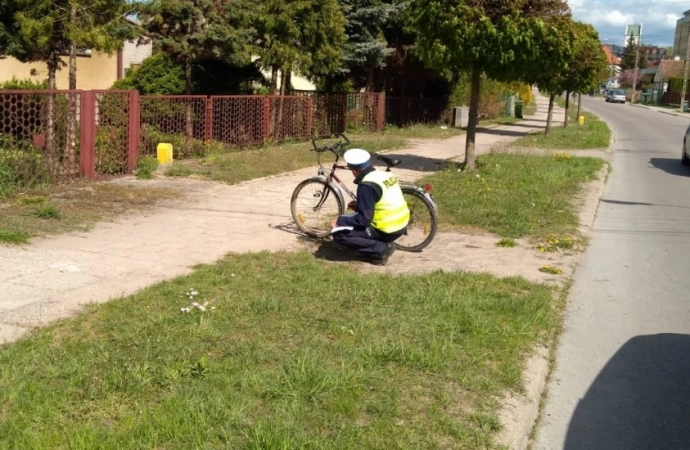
[{"left": 494, "top": 163, "right": 609, "bottom": 450}]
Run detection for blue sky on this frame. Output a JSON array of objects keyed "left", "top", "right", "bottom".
[{"left": 571, "top": 0, "right": 686, "bottom": 47}]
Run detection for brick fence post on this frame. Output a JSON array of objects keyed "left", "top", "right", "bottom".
[
  {"left": 127, "top": 90, "right": 140, "bottom": 172},
  {"left": 79, "top": 91, "right": 96, "bottom": 179}
]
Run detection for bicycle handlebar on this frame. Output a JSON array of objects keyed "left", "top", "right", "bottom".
[{"left": 311, "top": 134, "right": 350, "bottom": 154}]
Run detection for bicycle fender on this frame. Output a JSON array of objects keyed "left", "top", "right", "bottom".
[
  {"left": 305, "top": 176, "right": 346, "bottom": 209},
  {"left": 401, "top": 184, "right": 438, "bottom": 211}
]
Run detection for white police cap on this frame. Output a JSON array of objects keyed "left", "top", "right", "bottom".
[{"left": 343, "top": 148, "right": 371, "bottom": 169}]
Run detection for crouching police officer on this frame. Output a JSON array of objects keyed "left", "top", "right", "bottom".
[{"left": 330, "top": 148, "right": 410, "bottom": 265}]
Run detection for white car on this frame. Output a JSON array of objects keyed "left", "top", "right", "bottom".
[
  {"left": 606, "top": 89, "right": 626, "bottom": 104},
  {"left": 683, "top": 122, "right": 690, "bottom": 166}
]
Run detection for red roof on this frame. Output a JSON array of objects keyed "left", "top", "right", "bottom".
[{"left": 601, "top": 45, "right": 621, "bottom": 65}]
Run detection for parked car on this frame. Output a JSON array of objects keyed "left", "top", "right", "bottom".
[
  {"left": 682, "top": 122, "right": 690, "bottom": 166},
  {"left": 605, "top": 89, "right": 626, "bottom": 103}
]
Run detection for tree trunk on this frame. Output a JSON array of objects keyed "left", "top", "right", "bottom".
[
  {"left": 564, "top": 90, "right": 570, "bottom": 128},
  {"left": 545, "top": 93, "right": 555, "bottom": 135},
  {"left": 46, "top": 53, "right": 59, "bottom": 177},
  {"left": 285, "top": 70, "right": 292, "bottom": 95},
  {"left": 270, "top": 67, "right": 279, "bottom": 95},
  {"left": 464, "top": 66, "right": 481, "bottom": 171},
  {"left": 276, "top": 69, "right": 288, "bottom": 139},
  {"left": 576, "top": 93, "right": 583, "bottom": 120},
  {"left": 67, "top": 6, "right": 78, "bottom": 174},
  {"left": 279, "top": 70, "right": 287, "bottom": 96},
  {"left": 366, "top": 66, "right": 375, "bottom": 92},
  {"left": 184, "top": 57, "right": 193, "bottom": 157}
]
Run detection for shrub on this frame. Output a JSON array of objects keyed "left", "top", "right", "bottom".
[
  {"left": 0, "top": 135, "right": 50, "bottom": 197},
  {"left": 518, "top": 83, "right": 533, "bottom": 106},
  {"left": 0, "top": 77, "right": 48, "bottom": 90},
  {"left": 450, "top": 73, "right": 520, "bottom": 119},
  {"left": 136, "top": 155, "right": 159, "bottom": 179}
]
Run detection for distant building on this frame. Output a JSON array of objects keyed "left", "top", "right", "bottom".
[
  {"left": 601, "top": 44, "right": 622, "bottom": 77},
  {"left": 674, "top": 10, "right": 690, "bottom": 58},
  {"left": 0, "top": 39, "right": 152, "bottom": 89},
  {"left": 640, "top": 45, "right": 671, "bottom": 67}
]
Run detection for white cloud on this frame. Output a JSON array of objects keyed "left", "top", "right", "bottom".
[{"left": 570, "top": 0, "right": 683, "bottom": 46}]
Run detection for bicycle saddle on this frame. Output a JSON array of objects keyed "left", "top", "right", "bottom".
[{"left": 377, "top": 155, "right": 402, "bottom": 168}]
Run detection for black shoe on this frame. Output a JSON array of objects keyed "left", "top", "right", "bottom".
[{"left": 371, "top": 242, "right": 396, "bottom": 266}]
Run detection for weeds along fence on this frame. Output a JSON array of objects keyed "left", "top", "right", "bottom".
[{"left": 0, "top": 89, "right": 453, "bottom": 190}]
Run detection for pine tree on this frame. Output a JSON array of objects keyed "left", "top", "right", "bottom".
[
  {"left": 620, "top": 35, "right": 646, "bottom": 71},
  {"left": 340, "top": 0, "right": 396, "bottom": 91}
]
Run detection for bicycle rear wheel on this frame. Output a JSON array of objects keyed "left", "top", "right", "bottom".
[
  {"left": 291, "top": 179, "right": 345, "bottom": 238},
  {"left": 396, "top": 186, "right": 438, "bottom": 252}
]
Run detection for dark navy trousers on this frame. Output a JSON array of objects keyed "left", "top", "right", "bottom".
[{"left": 333, "top": 226, "right": 405, "bottom": 259}]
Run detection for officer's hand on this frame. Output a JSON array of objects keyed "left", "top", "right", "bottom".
[
  {"left": 347, "top": 201, "right": 357, "bottom": 211},
  {"left": 331, "top": 219, "right": 337, "bottom": 228}
]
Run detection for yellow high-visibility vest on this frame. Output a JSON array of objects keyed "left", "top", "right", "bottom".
[{"left": 362, "top": 170, "right": 410, "bottom": 233}]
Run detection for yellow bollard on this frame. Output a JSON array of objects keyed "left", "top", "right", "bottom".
[
  {"left": 157, "top": 143, "right": 173, "bottom": 165},
  {"left": 578, "top": 116, "right": 585, "bottom": 126}
]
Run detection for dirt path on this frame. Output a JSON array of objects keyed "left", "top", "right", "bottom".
[{"left": 0, "top": 93, "right": 604, "bottom": 344}]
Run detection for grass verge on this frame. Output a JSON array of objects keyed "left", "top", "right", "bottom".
[
  {"left": 419, "top": 153, "right": 605, "bottom": 239},
  {"left": 0, "top": 251, "right": 558, "bottom": 449},
  {"left": 164, "top": 127, "right": 466, "bottom": 185},
  {"left": 0, "top": 183, "right": 180, "bottom": 244},
  {"left": 510, "top": 95, "right": 611, "bottom": 150}
]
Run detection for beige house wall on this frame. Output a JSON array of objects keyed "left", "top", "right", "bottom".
[{"left": 0, "top": 53, "right": 118, "bottom": 89}]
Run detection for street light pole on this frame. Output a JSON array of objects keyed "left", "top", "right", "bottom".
[{"left": 680, "top": 25, "right": 690, "bottom": 113}]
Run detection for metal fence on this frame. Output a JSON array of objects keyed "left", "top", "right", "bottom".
[
  {"left": 2, "top": 90, "right": 458, "bottom": 188},
  {"left": 661, "top": 91, "right": 690, "bottom": 105}
]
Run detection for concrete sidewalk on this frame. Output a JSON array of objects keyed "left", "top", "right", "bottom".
[
  {"left": 623, "top": 99, "right": 690, "bottom": 120},
  {"left": 1, "top": 93, "right": 565, "bottom": 344}
]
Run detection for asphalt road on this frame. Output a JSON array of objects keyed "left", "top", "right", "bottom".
[{"left": 535, "top": 98, "right": 690, "bottom": 450}]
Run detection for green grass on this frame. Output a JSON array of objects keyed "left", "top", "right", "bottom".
[
  {"left": 382, "top": 123, "right": 464, "bottom": 139},
  {"left": 510, "top": 95, "right": 610, "bottom": 150},
  {"left": 0, "top": 226, "right": 29, "bottom": 244},
  {"left": 0, "top": 251, "right": 559, "bottom": 449},
  {"left": 29, "top": 203, "right": 61, "bottom": 219},
  {"left": 510, "top": 111, "right": 610, "bottom": 149},
  {"left": 0, "top": 184, "right": 180, "bottom": 243},
  {"left": 136, "top": 155, "right": 160, "bottom": 180},
  {"left": 165, "top": 135, "right": 407, "bottom": 185},
  {"left": 419, "top": 153, "right": 605, "bottom": 239}
]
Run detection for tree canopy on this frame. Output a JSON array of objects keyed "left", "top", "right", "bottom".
[
  {"left": 412, "top": 0, "right": 574, "bottom": 169},
  {"left": 138, "top": 0, "right": 257, "bottom": 94}
]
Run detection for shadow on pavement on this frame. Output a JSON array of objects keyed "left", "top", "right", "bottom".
[
  {"left": 565, "top": 333, "right": 690, "bottom": 450},
  {"left": 371, "top": 153, "right": 453, "bottom": 173},
  {"left": 476, "top": 127, "right": 531, "bottom": 138},
  {"left": 649, "top": 158, "right": 690, "bottom": 177},
  {"left": 313, "top": 240, "right": 369, "bottom": 263},
  {"left": 600, "top": 199, "right": 653, "bottom": 206},
  {"left": 268, "top": 221, "right": 306, "bottom": 237}
]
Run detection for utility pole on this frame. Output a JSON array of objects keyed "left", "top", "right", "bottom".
[
  {"left": 680, "top": 24, "right": 690, "bottom": 113},
  {"left": 631, "top": 41, "right": 640, "bottom": 103}
]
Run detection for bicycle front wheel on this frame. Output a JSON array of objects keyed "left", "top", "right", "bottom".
[
  {"left": 291, "top": 179, "right": 345, "bottom": 238},
  {"left": 396, "top": 186, "right": 438, "bottom": 252}
]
